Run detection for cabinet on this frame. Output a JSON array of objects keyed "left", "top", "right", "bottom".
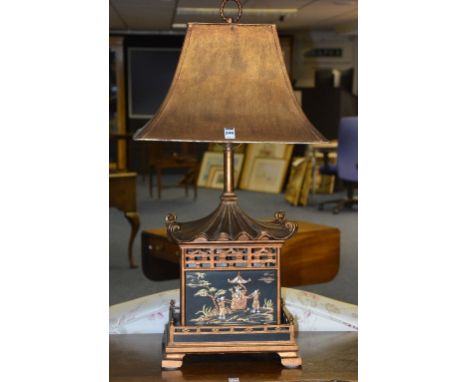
[{"left": 109, "top": 36, "right": 127, "bottom": 171}]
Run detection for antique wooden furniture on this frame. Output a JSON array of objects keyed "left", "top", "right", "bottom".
[
  {"left": 141, "top": 221, "right": 339, "bottom": 286},
  {"left": 141, "top": 227, "right": 180, "bottom": 280},
  {"left": 132, "top": 1, "right": 325, "bottom": 370},
  {"left": 279, "top": 221, "right": 340, "bottom": 285},
  {"left": 109, "top": 172, "right": 140, "bottom": 268},
  {"left": 147, "top": 142, "right": 199, "bottom": 199},
  {"left": 110, "top": 332, "right": 358, "bottom": 381},
  {"left": 109, "top": 37, "right": 127, "bottom": 171}
]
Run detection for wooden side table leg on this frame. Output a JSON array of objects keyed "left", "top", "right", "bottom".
[
  {"left": 193, "top": 168, "right": 198, "bottom": 200},
  {"left": 310, "top": 151, "right": 317, "bottom": 206},
  {"left": 157, "top": 168, "right": 162, "bottom": 199},
  {"left": 149, "top": 166, "right": 154, "bottom": 198},
  {"left": 124, "top": 212, "right": 140, "bottom": 268}
]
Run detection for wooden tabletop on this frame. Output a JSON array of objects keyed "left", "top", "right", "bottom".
[
  {"left": 110, "top": 332, "right": 357, "bottom": 381},
  {"left": 109, "top": 171, "right": 138, "bottom": 179},
  {"left": 310, "top": 141, "right": 338, "bottom": 150}
]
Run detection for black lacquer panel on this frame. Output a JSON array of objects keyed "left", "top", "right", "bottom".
[
  {"left": 185, "top": 270, "right": 278, "bottom": 326},
  {"left": 174, "top": 332, "right": 290, "bottom": 343}
]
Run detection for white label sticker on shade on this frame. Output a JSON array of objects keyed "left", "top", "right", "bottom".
[{"left": 224, "top": 127, "right": 236, "bottom": 139}]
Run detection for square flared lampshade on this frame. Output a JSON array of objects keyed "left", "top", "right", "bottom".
[{"left": 133, "top": 22, "right": 325, "bottom": 144}]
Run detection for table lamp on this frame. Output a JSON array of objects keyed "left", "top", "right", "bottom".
[{"left": 133, "top": 0, "right": 325, "bottom": 369}]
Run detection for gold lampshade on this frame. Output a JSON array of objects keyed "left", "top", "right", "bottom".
[{"left": 134, "top": 23, "right": 324, "bottom": 144}]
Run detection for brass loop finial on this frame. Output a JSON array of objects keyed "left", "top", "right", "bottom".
[{"left": 219, "top": 0, "right": 243, "bottom": 23}]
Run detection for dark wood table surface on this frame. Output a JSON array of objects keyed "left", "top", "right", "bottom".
[{"left": 110, "top": 332, "right": 357, "bottom": 381}]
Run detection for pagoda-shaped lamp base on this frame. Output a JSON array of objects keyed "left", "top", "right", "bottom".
[
  {"left": 161, "top": 300, "right": 301, "bottom": 370},
  {"left": 159, "top": 144, "right": 302, "bottom": 369}
]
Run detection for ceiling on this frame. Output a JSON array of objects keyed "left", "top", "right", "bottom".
[{"left": 110, "top": 0, "right": 357, "bottom": 33}]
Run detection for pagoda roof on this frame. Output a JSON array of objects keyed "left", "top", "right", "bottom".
[
  {"left": 165, "top": 195, "right": 297, "bottom": 243},
  {"left": 228, "top": 273, "right": 252, "bottom": 284}
]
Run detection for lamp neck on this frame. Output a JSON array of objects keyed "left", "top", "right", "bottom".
[{"left": 222, "top": 143, "right": 237, "bottom": 200}]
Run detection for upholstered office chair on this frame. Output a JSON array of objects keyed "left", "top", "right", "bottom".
[{"left": 318, "top": 116, "right": 358, "bottom": 214}]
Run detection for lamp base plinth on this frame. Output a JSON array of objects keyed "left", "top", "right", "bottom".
[
  {"left": 161, "top": 352, "right": 185, "bottom": 370},
  {"left": 161, "top": 306, "right": 301, "bottom": 370},
  {"left": 278, "top": 352, "right": 303, "bottom": 368}
]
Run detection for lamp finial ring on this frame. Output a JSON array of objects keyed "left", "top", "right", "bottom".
[{"left": 219, "top": 0, "right": 243, "bottom": 23}]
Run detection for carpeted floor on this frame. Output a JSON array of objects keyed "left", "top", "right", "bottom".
[{"left": 110, "top": 175, "right": 357, "bottom": 306}]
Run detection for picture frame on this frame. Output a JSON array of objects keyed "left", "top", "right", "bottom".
[
  {"left": 206, "top": 165, "right": 225, "bottom": 189},
  {"left": 197, "top": 152, "right": 244, "bottom": 188},
  {"left": 239, "top": 144, "right": 294, "bottom": 190},
  {"left": 316, "top": 173, "right": 335, "bottom": 194},
  {"left": 247, "top": 158, "right": 289, "bottom": 193},
  {"left": 298, "top": 159, "right": 314, "bottom": 206},
  {"left": 285, "top": 158, "right": 308, "bottom": 206},
  {"left": 312, "top": 152, "right": 337, "bottom": 194}
]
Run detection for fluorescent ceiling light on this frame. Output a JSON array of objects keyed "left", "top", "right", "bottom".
[{"left": 177, "top": 7, "right": 298, "bottom": 16}]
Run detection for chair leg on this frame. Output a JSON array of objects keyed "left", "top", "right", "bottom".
[
  {"left": 318, "top": 198, "right": 343, "bottom": 211},
  {"left": 333, "top": 200, "right": 346, "bottom": 214},
  {"left": 318, "top": 183, "right": 357, "bottom": 213}
]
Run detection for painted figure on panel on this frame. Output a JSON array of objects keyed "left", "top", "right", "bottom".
[
  {"left": 217, "top": 296, "right": 227, "bottom": 319},
  {"left": 251, "top": 289, "right": 261, "bottom": 313},
  {"left": 228, "top": 273, "right": 250, "bottom": 310},
  {"left": 187, "top": 271, "right": 276, "bottom": 325}
]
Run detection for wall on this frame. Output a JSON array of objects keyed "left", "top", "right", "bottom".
[
  {"left": 120, "top": 34, "right": 207, "bottom": 173},
  {"left": 292, "top": 30, "right": 358, "bottom": 95}
]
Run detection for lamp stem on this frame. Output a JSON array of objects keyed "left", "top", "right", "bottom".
[{"left": 223, "top": 143, "right": 235, "bottom": 197}]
